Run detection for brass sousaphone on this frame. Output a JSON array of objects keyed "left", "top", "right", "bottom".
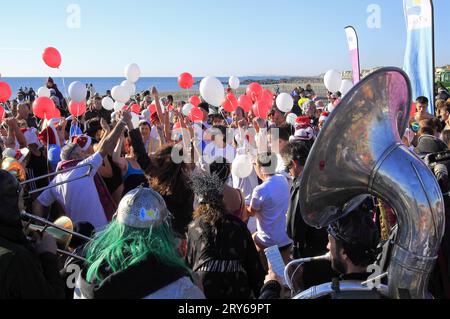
[{"left": 298, "top": 68, "right": 445, "bottom": 299}]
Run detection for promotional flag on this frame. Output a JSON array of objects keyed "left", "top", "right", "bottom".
[
  {"left": 403, "top": 0, "right": 435, "bottom": 114},
  {"left": 344, "top": 26, "right": 361, "bottom": 84}
]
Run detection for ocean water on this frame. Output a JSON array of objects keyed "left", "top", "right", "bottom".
[{"left": 2, "top": 76, "right": 284, "bottom": 96}]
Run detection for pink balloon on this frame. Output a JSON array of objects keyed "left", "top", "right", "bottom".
[
  {"left": 189, "top": 95, "right": 201, "bottom": 108},
  {"left": 33, "top": 97, "right": 56, "bottom": 119},
  {"left": 68, "top": 101, "right": 87, "bottom": 117},
  {"left": 178, "top": 72, "right": 194, "bottom": 89},
  {"left": 246, "top": 82, "right": 263, "bottom": 102},
  {"left": 222, "top": 93, "right": 238, "bottom": 113},
  {"left": 0, "top": 81, "right": 12, "bottom": 103},
  {"left": 42, "top": 47, "right": 62, "bottom": 69},
  {"left": 189, "top": 106, "right": 205, "bottom": 123},
  {"left": 238, "top": 95, "right": 253, "bottom": 113}
]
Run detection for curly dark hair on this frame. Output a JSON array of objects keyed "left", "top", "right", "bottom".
[{"left": 146, "top": 144, "right": 195, "bottom": 236}]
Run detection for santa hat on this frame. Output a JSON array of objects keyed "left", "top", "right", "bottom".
[
  {"left": 20, "top": 127, "right": 42, "bottom": 147},
  {"left": 289, "top": 126, "right": 315, "bottom": 143},
  {"left": 295, "top": 116, "right": 311, "bottom": 129},
  {"left": 39, "top": 119, "right": 61, "bottom": 147},
  {"left": 319, "top": 112, "right": 330, "bottom": 123},
  {"left": 70, "top": 135, "right": 92, "bottom": 152}
]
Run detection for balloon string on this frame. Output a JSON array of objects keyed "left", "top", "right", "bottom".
[{"left": 45, "top": 113, "right": 51, "bottom": 174}]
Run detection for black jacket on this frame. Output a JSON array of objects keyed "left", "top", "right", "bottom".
[
  {"left": 76, "top": 254, "right": 190, "bottom": 299},
  {"left": 0, "top": 225, "right": 65, "bottom": 299},
  {"left": 286, "top": 176, "right": 329, "bottom": 258}
]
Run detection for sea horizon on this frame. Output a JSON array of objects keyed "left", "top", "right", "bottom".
[{"left": 1, "top": 76, "right": 294, "bottom": 96}]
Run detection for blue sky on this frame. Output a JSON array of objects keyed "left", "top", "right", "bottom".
[{"left": 0, "top": 0, "right": 448, "bottom": 77}]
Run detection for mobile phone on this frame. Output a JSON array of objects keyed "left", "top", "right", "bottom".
[{"left": 264, "top": 245, "right": 287, "bottom": 286}]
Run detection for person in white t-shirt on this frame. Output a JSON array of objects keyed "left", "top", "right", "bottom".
[
  {"left": 34, "top": 112, "right": 131, "bottom": 229},
  {"left": 247, "top": 152, "right": 292, "bottom": 270}
]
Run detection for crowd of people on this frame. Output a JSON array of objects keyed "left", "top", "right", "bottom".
[{"left": 0, "top": 77, "right": 450, "bottom": 299}]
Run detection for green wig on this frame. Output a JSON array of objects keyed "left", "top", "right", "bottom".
[{"left": 85, "top": 219, "right": 188, "bottom": 283}]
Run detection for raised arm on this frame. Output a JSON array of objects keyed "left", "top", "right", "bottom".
[
  {"left": 151, "top": 87, "right": 171, "bottom": 143},
  {"left": 112, "top": 135, "right": 127, "bottom": 171},
  {"left": 97, "top": 112, "right": 128, "bottom": 158},
  {"left": 4, "top": 118, "right": 26, "bottom": 149}
]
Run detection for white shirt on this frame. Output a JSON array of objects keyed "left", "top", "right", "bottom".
[
  {"left": 202, "top": 142, "right": 236, "bottom": 164},
  {"left": 37, "top": 152, "right": 108, "bottom": 229},
  {"left": 250, "top": 174, "right": 292, "bottom": 248}
]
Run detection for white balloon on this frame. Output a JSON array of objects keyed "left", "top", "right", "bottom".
[
  {"left": 276, "top": 93, "right": 294, "bottom": 113},
  {"left": 232, "top": 154, "right": 253, "bottom": 179},
  {"left": 114, "top": 101, "right": 125, "bottom": 112},
  {"left": 68, "top": 81, "right": 87, "bottom": 103},
  {"left": 327, "top": 102, "right": 336, "bottom": 113},
  {"left": 131, "top": 112, "right": 140, "bottom": 129},
  {"left": 182, "top": 103, "right": 194, "bottom": 116},
  {"left": 111, "top": 85, "right": 130, "bottom": 103},
  {"left": 228, "top": 76, "right": 240, "bottom": 90},
  {"left": 286, "top": 113, "right": 298, "bottom": 126},
  {"left": 121, "top": 80, "right": 136, "bottom": 96},
  {"left": 324, "top": 69, "right": 342, "bottom": 93},
  {"left": 37, "top": 87, "right": 50, "bottom": 98},
  {"left": 141, "top": 109, "right": 151, "bottom": 121},
  {"left": 199, "top": 76, "right": 225, "bottom": 107},
  {"left": 339, "top": 79, "right": 354, "bottom": 97},
  {"left": 124, "top": 63, "right": 141, "bottom": 83},
  {"left": 102, "top": 97, "right": 114, "bottom": 111}
]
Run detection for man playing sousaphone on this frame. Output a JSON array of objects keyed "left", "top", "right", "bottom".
[{"left": 259, "top": 197, "right": 380, "bottom": 299}]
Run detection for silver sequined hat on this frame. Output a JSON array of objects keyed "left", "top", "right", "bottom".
[{"left": 116, "top": 187, "right": 170, "bottom": 229}]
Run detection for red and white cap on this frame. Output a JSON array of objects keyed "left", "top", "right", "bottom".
[
  {"left": 2, "top": 147, "right": 30, "bottom": 163},
  {"left": 289, "top": 126, "right": 315, "bottom": 143},
  {"left": 20, "top": 127, "right": 42, "bottom": 147},
  {"left": 319, "top": 112, "right": 330, "bottom": 123},
  {"left": 295, "top": 116, "right": 311, "bottom": 130},
  {"left": 70, "top": 135, "right": 92, "bottom": 152}
]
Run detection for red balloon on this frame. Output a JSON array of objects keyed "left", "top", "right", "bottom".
[
  {"left": 0, "top": 105, "right": 5, "bottom": 122},
  {"left": 246, "top": 82, "right": 263, "bottom": 102},
  {"left": 42, "top": 47, "right": 62, "bottom": 69},
  {"left": 130, "top": 103, "right": 141, "bottom": 114},
  {"left": 33, "top": 97, "right": 56, "bottom": 119},
  {"left": 68, "top": 101, "right": 87, "bottom": 117},
  {"left": 410, "top": 103, "right": 417, "bottom": 119},
  {"left": 222, "top": 93, "right": 238, "bottom": 113},
  {"left": 189, "top": 95, "right": 201, "bottom": 108},
  {"left": 47, "top": 107, "right": 61, "bottom": 120},
  {"left": 189, "top": 107, "right": 205, "bottom": 123},
  {"left": 178, "top": 72, "right": 194, "bottom": 89},
  {"left": 252, "top": 99, "right": 271, "bottom": 119},
  {"left": 238, "top": 95, "right": 253, "bottom": 113},
  {"left": 262, "top": 89, "right": 274, "bottom": 102},
  {"left": 149, "top": 103, "right": 157, "bottom": 114},
  {"left": 0, "top": 81, "right": 12, "bottom": 103}
]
